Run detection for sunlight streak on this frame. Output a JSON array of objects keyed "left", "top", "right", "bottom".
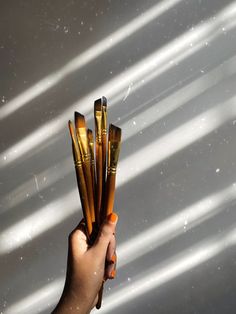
[
  {"left": 0, "top": 190, "right": 80, "bottom": 254},
  {"left": 98, "top": 226, "right": 236, "bottom": 313},
  {"left": 1, "top": 157, "right": 72, "bottom": 213},
  {"left": 118, "top": 183, "right": 236, "bottom": 268},
  {"left": 119, "top": 54, "right": 236, "bottom": 142},
  {"left": 3, "top": 53, "right": 236, "bottom": 213},
  {"left": 0, "top": 0, "right": 182, "bottom": 120},
  {"left": 117, "top": 95, "right": 236, "bottom": 186},
  {"left": 1, "top": 96, "right": 236, "bottom": 253},
  {"left": 1, "top": 2, "right": 236, "bottom": 169},
  {"left": 8, "top": 223, "right": 236, "bottom": 314},
  {"left": 4, "top": 278, "right": 63, "bottom": 314}
]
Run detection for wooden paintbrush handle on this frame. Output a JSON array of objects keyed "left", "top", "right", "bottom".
[
  {"left": 96, "top": 143, "right": 103, "bottom": 220},
  {"left": 105, "top": 173, "right": 116, "bottom": 216},
  {"left": 75, "top": 165, "right": 93, "bottom": 238},
  {"left": 83, "top": 161, "right": 95, "bottom": 224},
  {"left": 97, "top": 174, "right": 116, "bottom": 309},
  {"left": 96, "top": 280, "right": 105, "bottom": 309}
]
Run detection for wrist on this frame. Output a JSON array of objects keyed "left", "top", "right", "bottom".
[{"left": 52, "top": 289, "right": 92, "bottom": 314}]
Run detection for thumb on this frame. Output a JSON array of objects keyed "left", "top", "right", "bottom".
[{"left": 92, "top": 212, "right": 118, "bottom": 257}]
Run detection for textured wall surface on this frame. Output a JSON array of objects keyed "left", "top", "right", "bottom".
[{"left": 1, "top": 0, "right": 236, "bottom": 313}]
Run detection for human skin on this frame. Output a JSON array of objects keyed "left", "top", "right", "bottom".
[{"left": 52, "top": 212, "right": 118, "bottom": 314}]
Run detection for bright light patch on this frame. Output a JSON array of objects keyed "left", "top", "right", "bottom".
[
  {"left": 118, "top": 183, "right": 236, "bottom": 268},
  {"left": 1, "top": 1, "right": 236, "bottom": 169},
  {"left": 4, "top": 278, "right": 63, "bottom": 314},
  {"left": 0, "top": 190, "right": 80, "bottom": 254},
  {"left": 98, "top": 227, "right": 236, "bottom": 313},
  {"left": 117, "top": 96, "right": 236, "bottom": 186},
  {"left": 0, "top": 0, "right": 182, "bottom": 120},
  {"left": 119, "top": 54, "right": 236, "bottom": 142},
  {"left": 1, "top": 96, "right": 236, "bottom": 253},
  {"left": 3, "top": 53, "right": 236, "bottom": 213},
  {"left": 1, "top": 157, "right": 72, "bottom": 213}
]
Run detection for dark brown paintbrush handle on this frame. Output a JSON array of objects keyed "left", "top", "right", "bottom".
[
  {"left": 102, "top": 133, "right": 106, "bottom": 179},
  {"left": 91, "top": 161, "right": 96, "bottom": 199},
  {"left": 96, "top": 281, "right": 104, "bottom": 309},
  {"left": 75, "top": 165, "right": 93, "bottom": 238},
  {"left": 96, "top": 174, "right": 116, "bottom": 309},
  {"left": 105, "top": 173, "right": 116, "bottom": 216},
  {"left": 83, "top": 161, "right": 95, "bottom": 223},
  {"left": 96, "top": 143, "right": 103, "bottom": 220}
]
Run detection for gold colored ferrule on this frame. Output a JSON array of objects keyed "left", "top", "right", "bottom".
[
  {"left": 96, "top": 134, "right": 102, "bottom": 143},
  {"left": 95, "top": 112, "right": 102, "bottom": 143},
  {"left": 102, "top": 106, "right": 107, "bottom": 133},
  {"left": 82, "top": 153, "right": 91, "bottom": 162},
  {"left": 77, "top": 128, "right": 90, "bottom": 161},
  {"left": 107, "top": 166, "right": 117, "bottom": 175},
  {"left": 75, "top": 160, "right": 82, "bottom": 167},
  {"left": 108, "top": 141, "right": 121, "bottom": 172}
]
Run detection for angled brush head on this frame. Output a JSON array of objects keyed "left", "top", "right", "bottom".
[
  {"left": 109, "top": 124, "right": 121, "bottom": 142},
  {"left": 94, "top": 98, "right": 103, "bottom": 112},
  {"left": 68, "top": 120, "right": 74, "bottom": 138},
  {"left": 94, "top": 96, "right": 107, "bottom": 111},
  {"left": 75, "top": 111, "right": 86, "bottom": 129},
  {"left": 101, "top": 96, "right": 107, "bottom": 110}
]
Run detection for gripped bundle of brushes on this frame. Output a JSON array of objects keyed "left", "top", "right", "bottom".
[{"left": 68, "top": 96, "right": 121, "bottom": 309}]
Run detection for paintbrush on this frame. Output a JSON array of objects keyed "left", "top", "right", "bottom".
[
  {"left": 104, "top": 124, "right": 121, "bottom": 218},
  {"left": 94, "top": 99, "right": 103, "bottom": 225},
  {"left": 87, "top": 128, "right": 98, "bottom": 223},
  {"left": 101, "top": 97, "right": 107, "bottom": 211},
  {"left": 68, "top": 120, "right": 93, "bottom": 239},
  {"left": 75, "top": 112, "right": 96, "bottom": 227},
  {"left": 96, "top": 124, "right": 121, "bottom": 310},
  {"left": 101, "top": 97, "right": 107, "bottom": 181}
]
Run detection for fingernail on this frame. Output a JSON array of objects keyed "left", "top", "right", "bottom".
[
  {"left": 108, "top": 213, "right": 118, "bottom": 223},
  {"left": 110, "top": 269, "right": 116, "bottom": 279},
  {"left": 110, "top": 254, "right": 116, "bottom": 264}
]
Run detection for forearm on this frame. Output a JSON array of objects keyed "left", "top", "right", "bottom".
[{"left": 52, "top": 290, "right": 91, "bottom": 314}]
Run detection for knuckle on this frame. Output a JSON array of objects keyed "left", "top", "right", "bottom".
[
  {"left": 101, "top": 224, "right": 113, "bottom": 237},
  {"left": 68, "top": 229, "right": 79, "bottom": 243}
]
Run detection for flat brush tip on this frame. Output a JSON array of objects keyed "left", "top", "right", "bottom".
[
  {"left": 74, "top": 111, "right": 86, "bottom": 128},
  {"left": 101, "top": 96, "right": 107, "bottom": 105},
  {"left": 94, "top": 96, "right": 107, "bottom": 110},
  {"left": 94, "top": 99, "right": 102, "bottom": 111},
  {"left": 68, "top": 120, "right": 74, "bottom": 135},
  {"left": 109, "top": 124, "right": 121, "bottom": 141}
]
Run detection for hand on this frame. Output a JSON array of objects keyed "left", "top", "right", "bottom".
[{"left": 52, "top": 212, "right": 118, "bottom": 314}]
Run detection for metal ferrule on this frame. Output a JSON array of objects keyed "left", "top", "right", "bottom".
[
  {"left": 107, "top": 166, "right": 117, "bottom": 175},
  {"left": 95, "top": 112, "right": 102, "bottom": 143},
  {"left": 79, "top": 129, "right": 90, "bottom": 159},
  {"left": 74, "top": 159, "right": 82, "bottom": 167},
  {"left": 89, "top": 142, "right": 94, "bottom": 161},
  {"left": 82, "top": 152, "right": 91, "bottom": 162},
  {"left": 102, "top": 107, "right": 107, "bottom": 134},
  {"left": 108, "top": 141, "right": 120, "bottom": 174}
]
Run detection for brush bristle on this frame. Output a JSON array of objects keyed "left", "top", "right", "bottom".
[
  {"left": 94, "top": 98, "right": 102, "bottom": 111},
  {"left": 68, "top": 120, "right": 74, "bottom": 137},
  {"left": 75, "top": 111, "right": 86, "bottom": 128},
  {"left": 101, "top": 96, "right": 107, "bottom": 106},
  {"left": 109, "top": 124, "right": 121, "bottom": 142}
]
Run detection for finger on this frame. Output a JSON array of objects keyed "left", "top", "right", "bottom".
[
  {"left": 106, "top": 234, "right": 116, "bottom": 262},
  {"left": 92, "top": 213, "right": 118, "bottom": 259},
  {"left": 105, "top": 254, "right": 117, "bottom": 279},
  {"left": 69, "top": 218, "right": 89, "bottom": 256}
]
